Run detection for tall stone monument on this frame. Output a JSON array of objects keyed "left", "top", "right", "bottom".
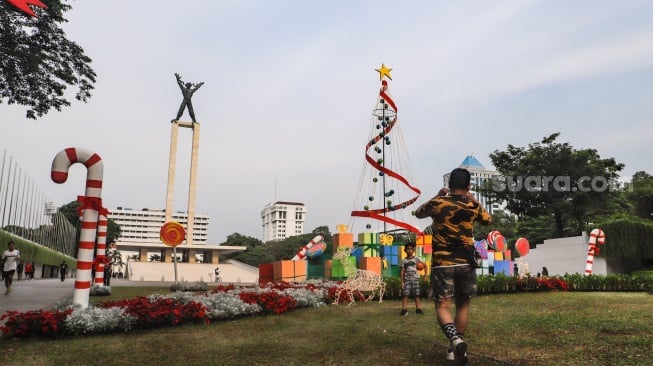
[{"left": 166, "top": 73, "right": 204, "bottom": 245}]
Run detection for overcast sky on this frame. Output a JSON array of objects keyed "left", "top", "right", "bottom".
[{"left": 1, "top": 0, "right": 652, "bottom": 243}]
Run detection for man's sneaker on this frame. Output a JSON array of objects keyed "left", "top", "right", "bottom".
[
  {"left": 445, "top": 347, "right": 454, "bottom": 361},
  {"left": 446, "top": 345, "right": 468, "bottom": 361},
  {"left": 415, "top": 308, "right": 424, "bottom": 315},
  {"left": 452, "top": 338, "right": 468, "bottom": 365},
  {"left": 400, "top": 309, "right": 408, "bottom": 316}
]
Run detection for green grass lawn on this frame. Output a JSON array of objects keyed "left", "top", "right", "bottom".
[{"left": 2, "top": 289, "right": 651, "bottom": 366}]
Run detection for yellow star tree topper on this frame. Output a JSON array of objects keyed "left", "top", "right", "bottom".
[{"left": 375, "top": 63, "right": 393, "bottom": 81}]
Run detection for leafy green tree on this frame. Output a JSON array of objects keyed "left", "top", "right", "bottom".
[
  {"left": 515, "top": 214, "right": 555, "bottom": 246},
  {"left": 271, "top": 233, "right": 322, "bottom": 260},
  {"left": 232, "top": 246, "right": 273, "bottom": 266},
  {"left": 222, "top": 233, "right": 264, "bottom": 263},
  {"left": 625, "top": 171, "right": 653, "bottom": 220},
  {"left": 484, "top": 133, "right": 624, "bottom": 238},
  {"left": 0, "top": 1, "right": 96, "bottom": 119},
  {"left": 227, "top": 227, "right": 333, "bottom": 266},
  {"left": 58, "top": 200, "right": 122, "bottom": 245},
  {"left": 311, "top": 225, "right": 332, "bottom": 237},
  {"left": 474, "top": 210, "right": 518, "bottom": 241}
]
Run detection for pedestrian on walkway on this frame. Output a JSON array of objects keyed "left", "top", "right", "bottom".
[
  {"left": 59, "top": 261, "right": 68, "bottom": 282},
  {"left": 16, "top": 261, "right": 23, "bottom": 281},
  {"left": 24, "top": 261, "right": 34, "bottom": 280},
  {"left": 2, "top": 241, "right": 21, "bottom": 294}
]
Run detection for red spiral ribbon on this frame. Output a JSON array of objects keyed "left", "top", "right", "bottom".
[
  {"left": 160, "top": 221, "right": 186, "bottom": 246},
  {"left": 351, "top": 80, "right": 422, "bottom": 234}
]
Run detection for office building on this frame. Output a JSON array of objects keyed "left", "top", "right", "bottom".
[
  {"left": 444, "top": 155, "right": 503, "bottom": 214},
  {"left": 109, "top": 207, "right": 209, "bottom": 245},
  {"left": 261, "top": 201, "right": 306, "bottom": 242}
]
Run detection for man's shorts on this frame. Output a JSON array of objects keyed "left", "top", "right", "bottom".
[
  {"left": 402, "top": 277, "right": 420, "bottom": 297},
  {"left": 430, "top": 265, "right": 477, "bottom": 302}
]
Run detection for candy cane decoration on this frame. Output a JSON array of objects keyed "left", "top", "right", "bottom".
[
  {"left": 76, "top": 200, "right": 109, "bottom": 286},
  {"left": 292, "top": 234, "right": 325, "bottom": 260},
  {"left": 94, "top": 207, "right": 109, "bottom": 286},
  {"left": 584, "top": 228, "right": 606, "bottom": 275},
  {"left": 52, "top": 148, "right": 103, "bottom": 308}
]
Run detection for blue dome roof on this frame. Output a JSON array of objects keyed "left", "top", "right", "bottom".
[{"left": 459, "top": 155, "right": 485, "bottom": 169}]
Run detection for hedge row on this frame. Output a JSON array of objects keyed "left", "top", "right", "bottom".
[
  {"left": 379, "top": 273, "right": 653, "bottom": 300},
  {"left": 0, "top": 231, "right": 76, "bottom": 267}
]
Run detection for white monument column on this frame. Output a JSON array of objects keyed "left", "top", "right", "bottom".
[
  {"left": 165, "top": 122, "right": 180, "bottom": 223},
  {"left": 165, "top": 120, "right": 200, "bottom": 245},
  {"left": 186, "top": 121, "right": 200, "bottom": 245}
]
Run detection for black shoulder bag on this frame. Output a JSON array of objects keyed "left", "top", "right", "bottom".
[{"left": 462, "top": 244, "right": 482, "bottom": 268}]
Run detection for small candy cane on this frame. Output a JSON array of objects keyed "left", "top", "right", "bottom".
[
  {"left": 292, "top": 234, "right": 324, "bottom": 260},
  {"left": 584, "top": 228, "right": 605, "bottom": 275},
  {"left": 52, "top": 147, "right": 103, "bottom": 308},
  {"left": 94, "top": 207, "right": 109, "bottom": 286}
]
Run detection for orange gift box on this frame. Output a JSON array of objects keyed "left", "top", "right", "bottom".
[
  {"left": 359, "top": 257, "right": 382, "bottom": 276},
  {"left": 273, "top": 260, "right": 307, "bottom": 282}
]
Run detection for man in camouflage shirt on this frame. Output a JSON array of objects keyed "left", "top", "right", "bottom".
[{"left": 415, "top": 168, "right": 491, "bottom": 365}]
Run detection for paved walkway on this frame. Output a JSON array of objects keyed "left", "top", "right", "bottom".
[{"left": 0, "top": 278, "right": 171, "bottom": 316}]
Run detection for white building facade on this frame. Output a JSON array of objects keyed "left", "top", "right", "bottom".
[
  {"left": 109, "top": 207, "right": 210, "bottom": 245},
  {"left": 261, "top": 201, "right": 306, "bottom": 242},
  {"left": 444, "top": 155, "right": 503, "bottom": 214}
]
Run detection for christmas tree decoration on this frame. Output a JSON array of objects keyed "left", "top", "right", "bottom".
[
  {"left": 374, "top": 63, "right": 393, "bottom": 81},
  {"left": 6, "top": 0, "right": 47, "bottom": 17},
  {"left": 350, "top": 65, "right": 422, "bottom": 234}
]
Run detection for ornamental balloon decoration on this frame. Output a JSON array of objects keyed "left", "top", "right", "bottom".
[
  {"left": 515, "top": 237, "right": 530, "bottom": 256},
  {"left": 487, "top": 230, "right": 507, "bottom": 252},
  {"left": 514, "top": 237, "right": 530, "bottom": 278},
  {"left": 350, "top": 64, "right": 422, "bottom": 234}
]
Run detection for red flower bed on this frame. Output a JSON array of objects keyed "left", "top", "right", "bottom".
[
  {"left": 324, "top": 285, "right": 366, "bottom": 303},
  {"left": 538, "top": 277, "right": 569, "bottom": 291},
  {"left": 238, "top": 291, "right": 297, "bottom": 314},
  {"left": 211, "top": 284, "right": 236, "bottom": 293},
  {"left": 514, "top": 276, "right": 570, "bottom": 292},
  {"left": 99, "top": 296, "right": 209, "bottom": 327},
  {"left": 0, "top": 308, "right": 73, "bottom": 338},
  {"left": 0, "top": 282, "right": 340, "bottom": 338}
]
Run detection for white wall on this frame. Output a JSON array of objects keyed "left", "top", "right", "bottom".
[
  {"left": 127, "top": 260, "right": 259, "bottom": 283},
  {"left": 523, "top": 232, "right": 607, "bottom": 276}
]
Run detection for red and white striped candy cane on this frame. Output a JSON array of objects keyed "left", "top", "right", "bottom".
[
  {"left": 51, "top": 148, "right": 103, "bottom": 308},
  {"left": 292, "top": 234, "right": 325, "bottom": 260},
  {"left": 584, "top": 228, "right": 605, "bottom": 275},
  {"left": 94, "top": 207, "right": 109, "bottom": 286}
]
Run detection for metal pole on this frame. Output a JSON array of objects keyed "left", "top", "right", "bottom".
[
  {"left": 0, "top": 150, "right": 5, "bottom": 226},
  {"left": 382, "top": 102, "right": 387, "bottom": 233},
  {"left": 173, "top": 246, "right": 179, "bottom": 283},
  {"left": 1, "top": 156, "right": 13, "bottom": 227}
]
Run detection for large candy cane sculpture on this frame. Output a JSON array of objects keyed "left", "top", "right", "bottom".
[
  {"left": 584, "top": 228, "right": 605, "bottom": 275},
  {"left": 52, "top": 148, "right": 103, "bottom": 308}
]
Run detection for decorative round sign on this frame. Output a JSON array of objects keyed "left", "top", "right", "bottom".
[{"left": 160, "top": 221, "right": 185, "bottom": 247}]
